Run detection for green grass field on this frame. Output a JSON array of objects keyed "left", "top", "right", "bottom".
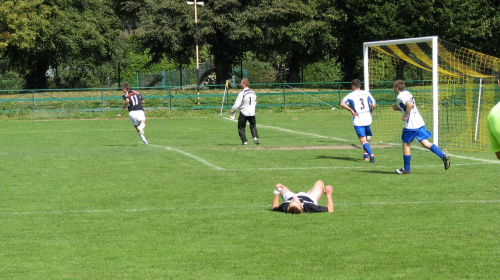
[{"left": 1, "top": 109, "right": 499, "bottom": 279}]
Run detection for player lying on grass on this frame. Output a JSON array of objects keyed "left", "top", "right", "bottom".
[{"left": 272, "top": 180, "right": 334, "bottom": 214}]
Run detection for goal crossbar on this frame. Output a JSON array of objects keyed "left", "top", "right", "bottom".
[
  {"left": 363, "top": 36, "right": 440, "bottom": 146},
  {"left": 363, "top": 36, "right": 500, "bottom": 151}
]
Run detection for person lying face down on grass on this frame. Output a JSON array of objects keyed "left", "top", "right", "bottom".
[{"left": 272, "top": 180, "right": 334, "bottom": 214}]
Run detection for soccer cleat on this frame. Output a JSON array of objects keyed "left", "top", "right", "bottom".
[
  {"left": 143, "top": 140, "right": 148, "bottom": 145},
  {"left": 242, "top": 142, "right": 248, "bottom": 145},
  {"left": 363, "top": 152, "right": 369, "bottom": 161},
  {"left": 395, "top": 168, "right": 411, "bottom": 174},
  {"left": 443, "top": 153, "right": 450, "bottom": 170},
  {"left": 370, "top": 154, "right": 375, "bottom": 163},
  {"left": 253, "top": 138, "right": 260, "bottom": 145}
]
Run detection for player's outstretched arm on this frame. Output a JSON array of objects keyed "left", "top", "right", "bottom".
[
  {"left": 272, "top": 183, "right": 284, "bottom": 208},
  {"left": 324, "top": 185, "right": 334, "bottom": 213}
]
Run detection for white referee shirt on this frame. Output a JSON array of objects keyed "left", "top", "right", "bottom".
[
  {"left": 341, "top": 89, "right": 376, "bottom": 126},
  {"left": 396, "top": 90, "right": 426, "bottom": 129},
  {"left": 230, "top": 88, "right": 257, "bottom": 116}
]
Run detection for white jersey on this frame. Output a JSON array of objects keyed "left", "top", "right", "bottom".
[
  {"left": 341, "top": 89, "right": 376, "bottom": 126},
  {"left": 230, "top": 88, "right": 257, "bottom": 116},
  {"left": 396, "top": 90, "right": 426, "bottom": 129}
]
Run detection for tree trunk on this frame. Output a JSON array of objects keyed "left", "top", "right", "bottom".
[
  {"left": 25, "top": 59, "right": 49, "bottom": 89},
  {"left": 286, "top": 56, "right": 300, "bottom": 83}
]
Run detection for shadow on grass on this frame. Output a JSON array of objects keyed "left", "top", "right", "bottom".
[
  {"left": 358, "top": 170, "right": 397, "bottom": 174},
  {"left": 315, "top": 155, "right": 359, "bottom": 162}
]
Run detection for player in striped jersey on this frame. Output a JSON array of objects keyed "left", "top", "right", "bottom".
[
  {"left": 229, "top": 78, "right": 260, "bottom": 145},
  {"left": 122, "top": 83, "right": 148, "bottom": 145},
  {"left": 392, "top": 79, "right": 450, "bottom": 174},
  {"left": 341, "top": 79, "right": 376, "bottom": 163}
]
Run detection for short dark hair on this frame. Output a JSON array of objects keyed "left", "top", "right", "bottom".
[
  {"left": 393, "top": 79, "right": 406, "bottom": 91},
  {"left": 351, "top": 79, "right": 361, "bottom": 89},
  {"left": 241, "top": 78, "right": 250, "bottom": 87},
  {"left": 287, "top": 204, "right": 303, "bottom": 214},
  {"left": 122, "top": 83, "right": 131, "bottom": 91}
]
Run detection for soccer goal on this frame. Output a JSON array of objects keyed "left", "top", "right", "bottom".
[{"left": 363, "top": 36, "right": 500, "bottom": 152}]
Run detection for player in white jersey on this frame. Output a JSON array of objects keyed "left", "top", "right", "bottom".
[
  {"left": 391, "top": 79, "right": 450, "bottom": 174},
  {"left": 230, "top": 78, "right": 260, "bottom": 145},
  {"left": 341, "top": 79, "right": 376, "bottom": 163}
]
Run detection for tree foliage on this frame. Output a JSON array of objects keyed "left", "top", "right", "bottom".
[
  {"left": 199, "top": 0, "right": 250, "bottom": 84},
  {"left": 0, "top": 0, "right": 499, "bottom": 89},
  {"left": 5, "top": 0, "right": 123, "bottom": 88},
  {"left": 335, "top": 0, "right": 500, "bottom": 80},
  {"left": 0, "top": 0, "right": 50, "bottom": 57},
  {"left": 247, "top": 0, "right": 340, "bottom": 82},
  {"left": 134, "top": 0, "right": 193, "bottom": 69}
]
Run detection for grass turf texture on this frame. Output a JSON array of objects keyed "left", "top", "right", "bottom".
[{"left": 1, "top": 109, "right": 499, "bottom": 279}]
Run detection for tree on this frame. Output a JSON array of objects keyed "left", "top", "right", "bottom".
[
  {"left": 0, "top": 0, "right": 50, "bottom": 57},
  {"left": 335, "top": 0, "right": 500, "bottom": 81},
  {"left": 6, "top": 0, "right": 123, "bottom": 88},
  {"left": 247, "top": 0, "right": 339, "bottom": 83},
  {"left": 131, "top": 0, "right": 194, "bottom": 85}
]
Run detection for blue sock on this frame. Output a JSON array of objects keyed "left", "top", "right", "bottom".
[
  {"left": 404, "top": 155, "right": 411, "bottom": 171},
  {"left": 363, "top": 143, "right": 373, "bottom": 155},
  {"left": 429, "top": 144, "right": 444, "bottom": 158}
]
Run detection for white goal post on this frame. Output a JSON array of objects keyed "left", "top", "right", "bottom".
[{"left": 363, "top": 36, "right": 440, "bottom": 146}]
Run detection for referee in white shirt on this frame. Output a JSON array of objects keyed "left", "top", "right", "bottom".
[{"left": 230, "top": 78, "right": 260, "bottom": 145}]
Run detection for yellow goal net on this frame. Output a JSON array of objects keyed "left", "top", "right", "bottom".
[{"left": 364, "top": 36, "right": 500, "bottom": 152}]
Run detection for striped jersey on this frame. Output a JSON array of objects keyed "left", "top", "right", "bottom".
[
  {"left": 230, "top": 88, "right": 257, "bottom": 116},
  {"left": 123, "top": 90, "right": 144, "bottom": 112},
  {"left": 396, "top": 90, "right": 425, "bottom": 129},
  {"left": 341, "top": 89, "right": 376, "bottom": 126}
]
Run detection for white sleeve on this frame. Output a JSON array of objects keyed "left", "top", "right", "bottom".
[{"left": 230, "top": 91, "right": 243, "bottom": 114}]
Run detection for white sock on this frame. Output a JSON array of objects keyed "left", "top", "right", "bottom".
[{"left": 137, "top": 132, "right": 147, "bottom": 142}]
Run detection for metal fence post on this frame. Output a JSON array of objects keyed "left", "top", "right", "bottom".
[
  {"left": 169, "top": 87, "right": 172, "bottom": 110},
  {"left": 32, "top": 90, "right": 35, "bottom": 112},
  {"left": 283, "top": 84, "right": 286, "bottom": 110}
]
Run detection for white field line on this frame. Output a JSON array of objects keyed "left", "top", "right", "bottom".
[
  {"left": 148, "top": 144, "right": 225, "bottom": 170},
  {"left": 222, "top": 116, "right": 349, "bottom": 142},
  {"left": 146, "top": 118, "right": 500, "bottom": 170},
  {"left": 3, "top": 199, "right": 499, "bottom": 216},
  {"left": 221, "top": 117, "right": 500, "bottom": 165},
  {"left": 225, "top": 162, "right": 491, "bottom": 171}
]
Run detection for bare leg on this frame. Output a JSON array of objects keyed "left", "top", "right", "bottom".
[
  {"left": 276, "top": 183, "right": 291, "bottom": 195},
  {"left": 307, "top": 180, "right": 325, "bottom": 202},
  {"left": 403, "top": 142, "right": 412, "bottom": 155},
  {"left": 418, "top": 139, "right": 433, "bottom": 149}
]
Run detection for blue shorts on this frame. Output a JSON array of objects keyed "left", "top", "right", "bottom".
[
  {"left": 401, "top": 126, "right": 431, "bottom": 143},
  {"left": 354, "top": 126, "right": 373, "bottom": 138}
]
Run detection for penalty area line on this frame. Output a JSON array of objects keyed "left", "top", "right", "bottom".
[
  {"left": 221, "top": 117, "right": 349, "bottom": 142},
  {"left": 221, "top": 117, "right": 500, "bottom": 165},
  {"left": 148, "top": 144, "right": 225, "bottom": 171}
]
